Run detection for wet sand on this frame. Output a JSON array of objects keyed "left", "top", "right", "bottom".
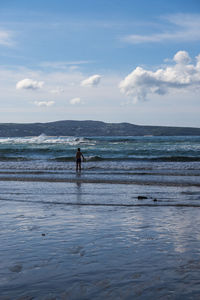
[{"left": 0, "top": 180, "right": 200, "bottom": 299}]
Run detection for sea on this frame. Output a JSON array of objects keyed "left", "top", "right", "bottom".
[
  {"left": 0, "top": 135, "right": 200, "bottom": 299},
  {"left": 0, "top": 134, "right": 200, "bottom": 187}
]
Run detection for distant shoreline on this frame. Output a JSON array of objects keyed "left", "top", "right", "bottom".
[{"left": 0, "top": 120, "right": 200, "bottom": 137}]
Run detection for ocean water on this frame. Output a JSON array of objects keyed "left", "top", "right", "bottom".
[
  {"left": 0, "top": 134, "right": 200, "bottom": 188},
  {"left": 0, "top": 135, "right": 200, "bottom": 299}
]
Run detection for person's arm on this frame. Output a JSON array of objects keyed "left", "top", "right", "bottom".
[{"left": 81, "top": 153, "right": 85, "bottom": 161}]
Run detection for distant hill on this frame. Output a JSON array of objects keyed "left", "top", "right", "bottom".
[{"left": 0, "top": 120, "right": 200, "bottom": 137}]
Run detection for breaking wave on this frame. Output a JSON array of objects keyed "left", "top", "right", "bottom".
[
  {"left": 0, "top": 134, "right": 93, "bottom": 145},
  {"left": 0, "top": 135, "right": 199, "bottom": 163}
]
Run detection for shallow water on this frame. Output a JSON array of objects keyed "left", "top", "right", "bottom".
[
  {"left": 0, "top": 135, "right": 200, "bottom": 187},
  {"left": 0, "top": 181, "right": 200, "bottom": 299}
]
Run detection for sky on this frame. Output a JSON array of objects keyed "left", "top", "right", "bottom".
[{"left": 0, "top": 0, "right": 200, "bottom": 127}]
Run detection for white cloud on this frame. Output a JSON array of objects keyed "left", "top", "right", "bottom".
[
  {"left": 0, "top": 29, "right": 13, "bottom": 46},
  {"left": 81, "top": 74, "right": 101, "bottom": 87},
  {"left": 69, "top": 65, "right": 79, "bottom": 71},
  {"left": 123, "top": 14, "right": 200, "bottom": 44},
  {"left": 69, "top": 97, "right": 82, "bottom": 105},
  {"left": 173, "top": 51, "right": 191, "bottom": 65},
  {"left": 16, "top": 78, "right": 44, "bottom": 90},
  {"left": 34, "top": 101, "right": 54, "bottom": 107},
  {"left": 119, "top": 51, "right": 200, "bottom": 102},
  {"left": 50, "top": 87, "right": 64, "bottom": 95}
]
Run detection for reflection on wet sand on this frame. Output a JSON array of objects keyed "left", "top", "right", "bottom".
[{"left": 0, "top": 180, "right": 200, "bottom": 299}]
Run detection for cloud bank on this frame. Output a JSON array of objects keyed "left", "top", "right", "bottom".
[
  {"left": 81, "top": 74, "right": 101, "bottom": 87},
  {"left": 119, "top": 51, "right": 200, "bottom": 102},
  {"left": 16, "top": 78, "right": 44, "bottom": 90}
]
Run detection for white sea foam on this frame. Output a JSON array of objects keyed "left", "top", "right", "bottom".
[{"left": 0, "top": 134, "right": 93, "bottom": 145}]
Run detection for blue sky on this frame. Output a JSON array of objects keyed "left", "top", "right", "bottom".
[{"left": 0, "top": 0, "right": 200, "bottom": 126}]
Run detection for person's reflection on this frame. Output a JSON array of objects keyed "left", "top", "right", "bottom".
[{"left": 76, "top": 173, "right": 82, "bottom": 203}]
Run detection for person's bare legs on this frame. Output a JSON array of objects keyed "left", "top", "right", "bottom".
[{"left": 76, "top": 161, "right": 81, "bottom": 172}]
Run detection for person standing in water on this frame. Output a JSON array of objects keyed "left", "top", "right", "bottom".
[{"left": 76, "top": 148, "right": 85, "bottom": 172}]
